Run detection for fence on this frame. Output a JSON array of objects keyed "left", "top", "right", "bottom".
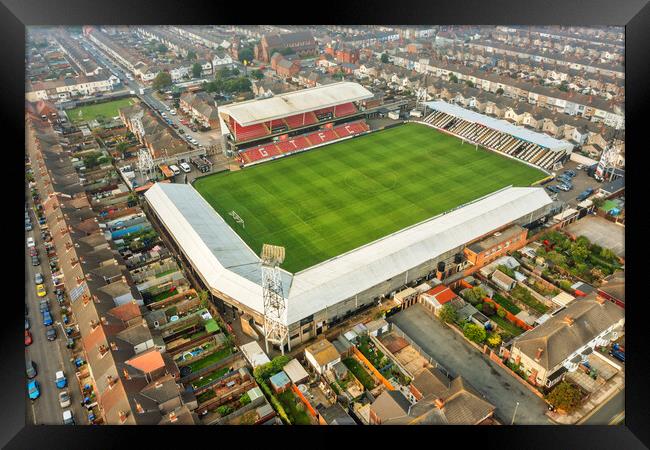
[
  {"left": 351, "top": 346, "right": 395, "bottom": 391},
  {"left": 390, "top": 323, "right": 453, "bottom": 379}
]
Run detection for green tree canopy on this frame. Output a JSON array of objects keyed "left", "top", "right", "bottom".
[
  {"left": 187, "top": 50, "right": 197, "bottom": 60},
  {"left": 463, "top": 323, "right": 487, "bottom": 344},
  {"left": 496, "top": 87, "right": 504, "bottom": 95},
  {"left": 449, "top": 74, "right": 459, "bottom": 83},
  {"left": 546, "top": 381, "right": 583, "bottom": 412},
  {"left": 152, "top": 71, "right": 172, "bottom": 91},
  {"left": 192, "top": 62, "right": 203, "bottom": 78},
  {"left": 239, "top": 47, "right": 254, "bottom": 63},
  {"left": 438, "top": 304, "right": 457, "bottom": 324},
  {"left": 463, "top": 286, "right": 487, "bottom": 305},
  {"left": 251, "top": 69, "right": 264, "bottom": 80},
  {"left": 465, "top": 80, "right": 475, "bottom": 88},
  {"left": 157, "top": 43, "right": 168, "bottom": 53},
  {"left": 381, "top": 53, "right": 391, "bottom": 64}
]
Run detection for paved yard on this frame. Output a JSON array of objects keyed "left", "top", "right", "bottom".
[
  {"left": 388, "top": 304, "right": 552, "bottom": 424},
  {"left": 565, "top": 215, "right": 625, "bottom": 258}
]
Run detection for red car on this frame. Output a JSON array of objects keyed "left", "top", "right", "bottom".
[
  {"left": 29, "top": 247, "right": 38, "bottom": 257},
  {"left": 25, "top": 330, "right": 33, "bottom": 346}
]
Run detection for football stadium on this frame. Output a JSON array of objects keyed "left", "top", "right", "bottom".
[{"left": 145, "top": 82, "right": 566, "bottom": 351}]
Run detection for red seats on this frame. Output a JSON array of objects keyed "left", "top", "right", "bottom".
[
  {"left": 240, "top": 144, "right": 281, "bottom": 163},
  {"left": 334, "top": 102, "right": 357, "bottom": 117},
  {"left": 283, "top": 112, "right": 318, "bottom": 128},
  {"left": 232, "top": 122, "right": 269, "bottom": 142}
]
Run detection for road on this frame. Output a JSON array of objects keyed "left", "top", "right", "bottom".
[
  {"left": 388, "top": 304, "right": 552, "bottom": 424},
  {"left": 580, "top": 388, "right": 625, "bottom": 425},
  {"left": 24, "top": 210, "right": 84, "bottom": 425}
]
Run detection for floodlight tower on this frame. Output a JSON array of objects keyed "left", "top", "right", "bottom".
[{"left": 260, "top": 244, "right": 289, "bottom": 355}]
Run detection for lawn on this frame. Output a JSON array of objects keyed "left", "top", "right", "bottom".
[
  {"left": 277, "top": 390, "right": 312, "bottom": 425},
  {"left": 491, "top": 314, "right": 524, "bottom": 337},
  {"left": 510, "top": 285, "right": 550, "bottom": 314},
  {"left": 492, "top": 293, "right": 522, "bottom": 315},
  {"left": 194, "top": 123, "right": 545, "bottom": 273},
  {"left": 343, "top": 357, "right": 376, "bottom": 390},
  {"left": 191, "top": 366, "right": 231, "bottom": 389},
  {"left": 188, "top": 345, "right": 233, "bottom": 372},
  {"left": 67, "top": 97, "right": 137, "bottom": 124}
]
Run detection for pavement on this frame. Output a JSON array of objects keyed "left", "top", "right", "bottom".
[
  {"left": 24, "top": 205, "right": 85, "bottom": 425},
  {"left": 388, "top": 304, "right": 552, "bottom": 424}
]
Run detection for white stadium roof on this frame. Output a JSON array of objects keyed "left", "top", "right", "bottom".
[
  {"left": 425, "top": 101, "right": 574, "bottom": 153},
  {"left": 218, "top": 82, "right": 373, "bottom": 126},
  {"left": 145, "top": 183, "right": 552, "bottom": 327}
]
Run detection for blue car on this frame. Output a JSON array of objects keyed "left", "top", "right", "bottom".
[
  {"left": 28, "top": 380, "right": 40, "bottom": 400},
  {"left": 42, "top": 310, "right": 53, "bottom": 326},
  {"left": 55, "top": 370, "right": 67, "bottom": 389}
]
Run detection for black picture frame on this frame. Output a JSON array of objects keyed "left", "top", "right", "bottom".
[{"left": 1, "top": 0, "right": 647, "bottom": 448}]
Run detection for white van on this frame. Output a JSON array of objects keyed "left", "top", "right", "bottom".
[
  {"left": 168, "top": 165, "right": 181, "bottom": 176},
  {"left": 179, "top": 162, "right": 191, "bottom": 173}
]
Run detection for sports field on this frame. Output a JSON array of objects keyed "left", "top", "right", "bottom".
[
  {"left": 194, "top": 123, "right": 545, "bottom": 273},
  {"left": 66, "top": 97, "right": 137, "bottom": 123}
]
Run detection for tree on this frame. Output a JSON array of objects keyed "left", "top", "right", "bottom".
[
  {"left": 152, "top": 71, "right": 172, "bottom": 91},
  {"left": 465, "top": 80, "right": 475, "bottom": 88},
  {"left": 496, "top": 87, "right": 504, "bottom": 95},
  {"left": 217, "top": 405, "right": 234, "bottom": 416},
  {"left": 115, "top": 142, "right": 129, "bottom": 156},
  {"left": 463, "top": 323, "right": 487, "bottom": 344},
  {"left": 239, "top": 47, "right": 254, "bottom": 63},
  {"left": 482, "top": 302, "right": 496, "bottom": 317},
  {"left": 591, "top": 197, "right": 605, "bottom": 209},
  {"left": 545, "top": 381, "right": 583, "bottom": 413},
  {"left": 187, "top": 50, "right": 197, "bottom": 60},
  {"left": 157, "top": 43, "right": 168, "bottom": 53},
  {"left": 438, "top": 304, "right": 457, "bottom": 324},
  {"left": 239, "top": 393, "right": 251, "bottom": 406},
  {"left": 569, "top": 242, "right": 589, "bottom": 263},
  {"left": 449, "top": 74, "right": 459, "bottom": 83},
  {"left": 251, "top": 69, "right": 264, "bottom": 80},
  {"left": 192, "top": 63, "right": 203, "bottom": 79},
  {"left": 381, "top": 52, "right": 390, "bottom": 64},
  {"left": 463, "top": 286, "right": 487, "bottom": 305},
  {"left": 486, "top": 333, "right": 502, "bottom": 348},
  {"left": 599, "top": 247, "right": 617, "bottom": 262},
  {"left": 558, "top": 83, "right": 569, "bottom": 92},
  {"left": 82, "top": 152, "right": 103, "bottom": 169}
]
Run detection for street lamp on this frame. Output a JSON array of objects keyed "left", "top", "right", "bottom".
[{"left": 511, "top": 401, "right": 520, "bottom": 425}]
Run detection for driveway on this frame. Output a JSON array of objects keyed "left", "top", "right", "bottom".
[{"left": 388, "top": 304, "right": 552, "bottom": 424}]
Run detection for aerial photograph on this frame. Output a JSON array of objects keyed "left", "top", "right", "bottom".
[{"left": 24, "top": 25, "right": 625, "bottom": 426}]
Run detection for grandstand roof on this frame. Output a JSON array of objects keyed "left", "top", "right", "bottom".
[
  {"left": 145, "top": 184, "right": 552, "bottom": 327},
  {"left": 425, "top": 101, "right": 574, "bottom": 153},
  {"left": 218, "top": 82, "right": 373, "bottom": 126}
]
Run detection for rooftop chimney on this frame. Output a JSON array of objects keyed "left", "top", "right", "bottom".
[
  {"left": 595, "top": 296, "right": 606, "bottom": 305},
  {"left": 123, "top": 368, "right": 131, "bottom": 380},
  {"left": 434, "top": 398, "right": 445, "bottom": 409},
  {"left": 535, "top": 347, "right": 544, "bottom": 361},
  {"left": 118, "top": 410, "right": 128, "bottom": 423},
  {"left": 135, "top": 402, "right": 144, "bottom": 414},
  {"left": 168, "top": 411, "right": 178, "bottom": 423},
  {"left": 563, "top": 316, "right": 575, "bottom": 326}
]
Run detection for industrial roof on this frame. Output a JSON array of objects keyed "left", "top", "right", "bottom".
[
  {"left": 145, "top": 183, "right": 552, "bottom": 327},
  {"left": 218, "top": 82, "right": 373, "bottom": 126},
  {"left": 425, "top": 101, "right": 574, "bottom": 153}
]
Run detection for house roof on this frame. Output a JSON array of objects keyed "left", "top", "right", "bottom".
[
  {"left": 269, "top": 370, "right": 291, "bottom": 389},
  {"left": 491, "top": 269, "right": 516, "bottom": 287},
  {"left": 125, "top": 348, "right": 165, "bottom": 374},
  {"left": 513, "top": 293, "right": 625, "bottom": 369},
  {"left": 371, "top": 390, "right": 411, "bottom": 423},
  {"left": 283, "top": 359, "right": 309, "bottom": 384},
  {"left": 411, "top": 367, "right": 450, "bottom": 398},
  {"left": 305, "top": 339, "right": 341, "bottom": 367},
  {"left": 598, "top": 271, "right": 624, "bottom": 303}
]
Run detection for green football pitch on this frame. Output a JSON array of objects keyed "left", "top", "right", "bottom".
[
  {"left": 194, "top": 123, "right": 546, "bottom": 273},
  {"left": 66, "top": 97, "right": 137, "bottom": 124}
]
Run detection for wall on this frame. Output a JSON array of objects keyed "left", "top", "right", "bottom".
[{"left": 570, "top": 152, "right": 598, "bottom": 166}]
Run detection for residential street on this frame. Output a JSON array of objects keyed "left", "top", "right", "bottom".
[
  {"left": 388, "top": 304, "right": 552, "bottom": 424},
  {"left": 580, "top": 388, "right": 625, "bottom": 425}
]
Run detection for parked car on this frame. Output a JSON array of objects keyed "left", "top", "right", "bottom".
[
  {"left": 29, "top": 247, "right": 38, "bottom": 257},
  {"left": 31, "top": 255, "right": 40, "bottom": 267},
  {"left": 46, "top": 328, "right": 57, "bottom": 341},
  {"left": 42, "top": 310, "right": 53, "bottom": 326},
  {"left": 26, "top": 360, "right": 37, "bottom": 379},
  {"left": 55, "top": 370, "right": 67, "bottom": 389},
  {"left": 25, "top": 329, "right": 33, "bottom": 346},
  {"left": 34, "top": 272, "right": 43, "bottom": 285},
  {"left": 179, "top": 162, "right": 191, "bottom": 173},
  {"left": 556, "top": 184, "right": 570, "bottom": 192},
  {"left": 59, "top": 390, "right": 71, "bottom": 408},
  {"left": 25, "top": 221, "right": 33, "bottom": 232},
  {"left": 36, "top": 284, "right": 47, "bottom": 297},
  {"left": 546, "top": 185, "right": 560, "bottom": 193},
  {"left": 576, "top": 188, "right": 594, "bottom": 201},
  {"left": 25, "top": 317, "right": 30, "bottom": 330},
  {"left": 28, "top": 380, "right": 40, "bottom": 400},
  {"left": 62, "top": 410, "right": 75, "bottom": 425},
  {"left": 39, "top": 298, "right": 50, "bottom": 313}
]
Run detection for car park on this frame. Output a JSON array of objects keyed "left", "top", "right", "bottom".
[
  {"left": 36, "top": 284, "right": 47, "bottom": 298},
  {"left": 28, "top": 380, "right": 40, "bottom": 400},
  {"left": 55, "top": 370, "right": 68, "bottom": 389},
  {"left": 26, "top": 360, "right": 37, "bottom": 379},
  {"left": 59, "top": 390, "right": 71, "bottom": 408},
  {"left": 46, "top": 328, "right": 57, "bottom": 341}
]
